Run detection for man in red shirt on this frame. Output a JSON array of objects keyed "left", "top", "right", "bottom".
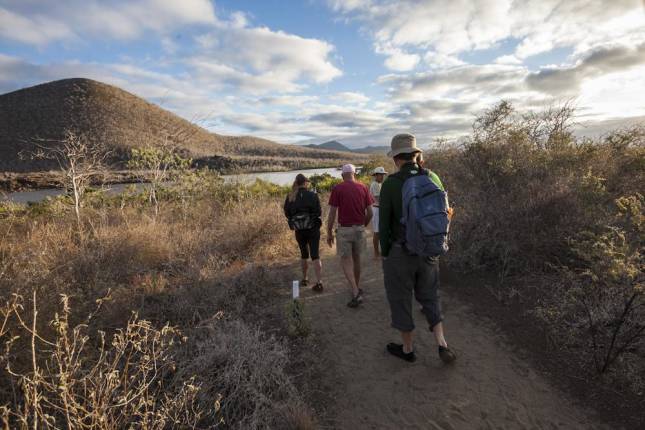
[{"left": 327, "top": 164, "right": 374, "bottom": 307}]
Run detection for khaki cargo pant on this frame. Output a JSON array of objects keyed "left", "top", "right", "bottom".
[{"left": 336, "top": 225, "right": 366, "bottom": 257}]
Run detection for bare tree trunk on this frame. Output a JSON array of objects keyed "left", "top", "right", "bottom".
[{"left": 72, "top": 176, "right": 81, "bottom": 232}]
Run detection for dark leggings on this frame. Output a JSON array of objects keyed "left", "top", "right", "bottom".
[{"left": 295, "top": 228, "right": 321, "bottom": 260}]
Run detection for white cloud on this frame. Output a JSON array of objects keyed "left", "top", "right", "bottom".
[
  {"left": 259, "top": 95, "right": 319, "bottom": 107},
  {"left": 329, "top": 0, "right": 645, "bottom": 62},
  {"left": 0, "top": 0, "right": 217, "bottom": 45},
  {"left": 330, "top": 92, "right": 370, "bottom": 105},
  {"left": 424, "top": 51, "right": 465, "bottom": 69},
  {"left": 0, "top": 1, "right": 342, "bottom": 96},
  {"left": 526, "top": 42, "right": 645, "bottom": 95},
  {"left": 495, "top": 55, "right": 522, "bottom": 65},
  {"left": 378, "top": 64, "right": 531, "bottom": 102},
  {"left": 324, "top": 0, "right": 645, "bottom": 145},
  {"left": 195, "top": 24, "right": 341, "bottom": 88},
  {"left": 383, "top": 49, "right": 420, "bottom": 71},
  {"left": 0, "top": 7, "right": 74, "bottom": 45},
  {"left": 577, "top": 65, "right": 645, "bottom": 119}
]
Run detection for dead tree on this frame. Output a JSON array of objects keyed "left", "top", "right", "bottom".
[{"left": 31, "top": 131, "right": 110, "bottom": 230}]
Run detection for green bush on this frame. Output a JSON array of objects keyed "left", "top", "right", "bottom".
[{"left": 309, "top": 173, "right": 341, "bottom": 192}]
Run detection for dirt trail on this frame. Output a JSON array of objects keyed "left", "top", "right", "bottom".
[{"left": 299, "top": 252, "right": 608, "bottom": 430}]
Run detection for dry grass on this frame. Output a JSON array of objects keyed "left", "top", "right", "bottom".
[{"left": 0, "top": 177, "right": 320, "bottom": 428}]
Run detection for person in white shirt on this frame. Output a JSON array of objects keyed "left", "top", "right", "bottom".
[{"left": 369, "top": 166, "right": 388, "bottom": 258}]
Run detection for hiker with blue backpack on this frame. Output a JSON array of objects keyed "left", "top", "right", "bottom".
[{"left": 379, "top": 133, "right": 457, "bottom": 364}]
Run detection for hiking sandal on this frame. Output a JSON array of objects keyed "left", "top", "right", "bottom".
[
  {"left": 312, "top": 282, "right": 323, "bottom": 292},
  {"left": 386, "top": 343, "right": 417, "bottom": 363},
  {"left": 300, "top": 279, "right": 308, "bottom": 287},
  {"left": 439, "top": 345, "right": 457, "bottom": 364}
]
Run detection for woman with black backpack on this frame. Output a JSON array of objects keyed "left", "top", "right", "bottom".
[{"left": 284, "top": 174, "right": 323, "bottom": 292}]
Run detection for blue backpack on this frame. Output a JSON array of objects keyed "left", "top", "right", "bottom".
[{"left": 400, "top": 170, "right": 450, "bottom": 256}]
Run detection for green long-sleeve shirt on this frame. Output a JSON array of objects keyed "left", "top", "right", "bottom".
[{"left": 378, "top": 162, "right": 445, "bottom": 257}]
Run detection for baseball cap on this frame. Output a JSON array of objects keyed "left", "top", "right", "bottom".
[{"left": 341, "top": 164, "right": 356, "bottom": 174}]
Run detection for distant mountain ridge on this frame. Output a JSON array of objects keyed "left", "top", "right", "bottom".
[
  {"left": 306, "top": 140, "right": 389, "bottom": 154},
  {"left": 305, "top": 140, "right": 350, "bottom": 152},
  {"left": 0, "top": 78, "right": 365, "bottom": 173}
]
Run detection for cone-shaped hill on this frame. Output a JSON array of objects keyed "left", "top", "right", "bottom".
[{"left": 0, "top": 78, "right": 363, "bottom": 172}]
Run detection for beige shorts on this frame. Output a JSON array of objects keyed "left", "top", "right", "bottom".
[
  {"left": 336, "top": 225, "right": 366, "bottom": 257},
  {"left": 371, "top": 206, "right": 379, "bottom": 233}
]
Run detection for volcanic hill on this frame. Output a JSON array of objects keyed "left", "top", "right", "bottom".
[{"left": 0, "top": 78, "right": 363, "bottom": 173}]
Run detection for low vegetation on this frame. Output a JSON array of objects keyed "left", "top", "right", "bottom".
[
  {"left": 428, "top": 101, "right": 644, "bottom": 395},
  {"left": 0, "top": 172, "right": 318, "bottom": 429}
]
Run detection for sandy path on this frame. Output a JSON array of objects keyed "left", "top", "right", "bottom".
[{"left": 299, "top": 252, "right": 607, "bottom": 430}]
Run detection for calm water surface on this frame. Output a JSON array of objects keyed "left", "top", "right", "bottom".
[{"left": 2, "top": 167, "right": 342, "bottom": 204}]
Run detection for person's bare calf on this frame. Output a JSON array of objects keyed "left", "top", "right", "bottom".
[
  {"left": 341, "top": 255, "right": 359, "bottom": 297},
  {"left": 432, "top": 322, "right": 448, "bottom": 347},
  {"left": 352, "top": 247, "right": 361, "bottom": 291},
  {"left": 373, "top": 233, "right": 380, "bottom": 258},
  {"left": 401, "top": 330, "right": 413, "bottom": 353},
  {"left": 312, "top": 258, "right": 322, "bottom": 284}
]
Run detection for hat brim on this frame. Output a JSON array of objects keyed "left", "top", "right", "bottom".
[
  {"left": 387, "top": 146, "right": 422, "bottom": 158},
  {"left": 371, "top": 171, "right": 388, "bottom": 175}
]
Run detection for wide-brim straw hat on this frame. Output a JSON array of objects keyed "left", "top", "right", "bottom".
[
  {"left": 387, "top": 133, "right": 423, "bottom": 157},
  {"left": 371, "top": 167, "right": 388, "bottom": 175}
]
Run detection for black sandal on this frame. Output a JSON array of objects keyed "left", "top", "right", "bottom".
[
  {"left": 386, "top": 343, "right": 417, "bottom": 362},
  {"left": 312, "top": 282, "right": 323, "bottom": 292},
  {"left": 300, "top": 279, "right": 308, "bottom": 287}
]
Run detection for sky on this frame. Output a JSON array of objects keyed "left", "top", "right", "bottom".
[{"left": 0, "top": 0, "right": 644, "bottom": 148}]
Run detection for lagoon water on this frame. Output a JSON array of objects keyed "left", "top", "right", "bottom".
[{"left": 2, "top": 167, "right": 343, "bottom": 204}]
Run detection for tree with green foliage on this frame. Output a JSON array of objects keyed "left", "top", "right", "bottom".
[{"left": 127, "top": 146, "right": 191, "bottom": 217}]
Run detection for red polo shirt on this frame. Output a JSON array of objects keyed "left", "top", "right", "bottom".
[{"left": 329, "top": 180, "right": 374, "bottom": 226}]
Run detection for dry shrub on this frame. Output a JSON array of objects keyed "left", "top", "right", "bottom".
[
  {"left": 0, "top": 178, "right": 314, "bottom": 428},
  {"left": 0, "top": 293, "right": 215, "bottom": 429},
  {"left": 216, "top": 199, "right": 293, "bottom": 262},
  {"left": 278, "top": 405, "right": 318, "bottom": 430},
  {"left": 430, "top": 101, "right": 644, "bottom": 274},
  {"left": 536, "top": 194, "right": 644, "bottom": 388},
  {"left": 177, "top": 319, "right": 311, "bottom": 430},
  {"left": 428, "top": 101, "right": 644, "bottom": 392},
  {"left": 285, "top": 299, "right": 310, "bottom": 338}
]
